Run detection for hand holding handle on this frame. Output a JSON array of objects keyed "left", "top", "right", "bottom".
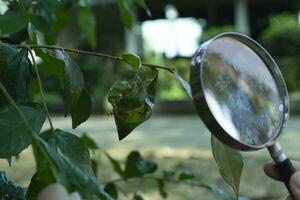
[
  {"left": 268, "top": 143, "right": 296, "bottom": 198},
  {"left": 275, "top": 158, "right": 296, "bottom": 197}
]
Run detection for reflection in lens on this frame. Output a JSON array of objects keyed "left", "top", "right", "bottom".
[{"left": 201, "top": 37, "right": 284, "bottom": 146}]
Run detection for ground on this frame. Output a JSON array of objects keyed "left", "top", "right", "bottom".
[{"left": 1, "top": 115, "right": 299, "bottom": 200}]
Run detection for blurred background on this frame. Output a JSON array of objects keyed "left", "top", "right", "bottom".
[{"left": 1, "top": 0, "right": 300, "bottom": 199}]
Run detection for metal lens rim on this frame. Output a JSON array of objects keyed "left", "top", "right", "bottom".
[{"left": 190, "top": 32, "right": 289, "bottom": 151}]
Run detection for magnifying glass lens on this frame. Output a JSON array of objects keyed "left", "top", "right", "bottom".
[{"left": 201, "top": 37, "right": 284, "bottom": 146}]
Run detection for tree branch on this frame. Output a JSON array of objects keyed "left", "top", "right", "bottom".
[{"left": 15, "top": 45, "right": 176, "bottom": 73}]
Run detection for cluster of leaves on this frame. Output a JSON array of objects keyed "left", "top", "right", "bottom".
[
  {"left": 81, "top": 134, "right": 242, "bottom": 200},
  {"left": 108, "top": 54, "right": 158, "bottom": 140},
  {"left": 0, "top": 40, "right": 112, "bottom": 199},
  {"left": 0, "top": 0, "right": 245, "bottom": 199},
  {"left": 0, "top": 40, "right": 244, "bottom": 199},
  {"left": 0, "top": 0, "right": 148, "bottom": 47}
]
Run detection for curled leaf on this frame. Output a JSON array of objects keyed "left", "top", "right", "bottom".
[
  {"left": 121, "top": 53, "right": 141, "bottom": 70},
  {"left": 108, "top": 67, "right": 158, "bottom": 140}
]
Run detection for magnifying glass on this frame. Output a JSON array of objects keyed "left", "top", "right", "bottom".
[{"left": 190, "top": 32, "right": 296, "bottom": 195}]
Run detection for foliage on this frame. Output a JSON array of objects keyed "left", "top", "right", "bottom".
[
  {"left": 259, "top": 14, "right": 300, "bottom": 92},
  {"left": 0, "top": 0, "right": 245, "bottom": 199},
  {"left": 259, "top": 14, "right": 300, "bottom": 57},
  {"left": 201, "top": 25, "right": 235, "bottom": 42}
]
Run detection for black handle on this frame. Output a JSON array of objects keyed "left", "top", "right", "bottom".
[{"left": 275, "top": 158, "right": 296, "bottom": 198}]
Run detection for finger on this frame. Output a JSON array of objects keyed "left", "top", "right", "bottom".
[
  {"left": 37, "top": 183, "right": 69, "bottom": 200},
  {"left": 69, "top": 192, "right": 81, "bottom": 200},
  {"left": 264, "top": 162, "right": 281, "bottom": 181},
  {"left": 264, "top": 161, "right": 300, "bottom": 181}
]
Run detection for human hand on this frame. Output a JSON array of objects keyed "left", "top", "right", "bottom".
[
  {"left": 264, "top": 161, "right": 300, "bottom": 200},
  {"left": 37, "top": 183, "right": 81, "bottom": 200}
]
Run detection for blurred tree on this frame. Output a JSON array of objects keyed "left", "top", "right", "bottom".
[{"left": 259, "top": 14, "right": 300, "bottom": 92}]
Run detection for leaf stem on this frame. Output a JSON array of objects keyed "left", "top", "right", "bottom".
[
  {"left": 27, "top": 48, "right": 55, "bottom": 135},
  {"left": 14, "top": 44, "right": 176, "bottom": 73}
]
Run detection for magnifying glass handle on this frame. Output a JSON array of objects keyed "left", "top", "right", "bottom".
[{"left": 268, "top": 143, "right": 296, "bottom": 197}]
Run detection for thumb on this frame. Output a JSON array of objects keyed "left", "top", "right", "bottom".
[{"left": 290, "top": 171, "right": 300, "bottom": 199}]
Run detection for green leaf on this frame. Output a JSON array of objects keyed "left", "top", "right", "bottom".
[
  {"left": 78, "top": 6, "right": 97, "bottom": 49},
  {"left": 174, "top": 72, "right": 192, "bottom": 98},
  {"left": 91, "top": 159, "right": 98, "bottom": 176},
  {"left": 27, "top": 135, "right": 112, "bottom": 200},
  {"left": 50, "top": 50, "right": 84, "bottom": 116},
  {"left": 0, "top": 48, "right": 31, "bottom": 107},
  {"left": 40, "top": 0, "right": 62, "bottom": 13},
  {"left": 35, "top": 49, "right": 65, "bottom": 80},
  {"left": 80, "top": 133, "right": 99, "bottom": 150},
  {"left": 133, "top": 193, "right": 144, "bottom": 200},
  {"left": 71, "top": 88, "right": 92, "bottom": 129},
  {"left": 27, "top": 22, "right": 43, "bottom": 44},
  {"left": 0, "top": 11, "right": 27, "bottom": 35},
  {"left": 0, "top": 42, "right": 17, "bottom": 75},
  {"left": 124, "top": 151, "right": 157, "bottom": 178},
  {"left": 163, "top": 170, "right": 175, "bottom": 181},
  {"left": 104, "top": 183, "right": 118, "bottom": 199},
  {"left": 132, "top": 0, "right": 151, "bottom": 16},
  {"left": 0, "top": 171, "right": 26, "bottom": 200},
  {"left": 105, "top": 152, "right": 124, "bottom": 177},
  {"left": 211, "top": 136, "right": 243, "bottom": 198},
  {"left": 40, "top": 129, "right": 94, "bottom": 176},
  {"left": 121, "top": 53, "right": 141, "bottom": 70},
  {"left": 200, "top": 183, "right": 236, "bottom": 200},
  {"left": 0, "top": 103, "right": 46, "bottom": 158},
  {"left": 157, "top": 179, "right": 167, "bottom": 198},
  {"left": 178, "top": 171, "right": 195, "bottom": 181},
  {"left": 79, "top": 134, "right": 124, "bottom": 177},
  {"left": 108, "top": 67, "right": 158, "bottom": 140},
  {"left": 62, "top": 53, "right": 85, "bottom": 115},
  {"left": 117, "top": 0, "right": 133, "bottom": 29},
  {"left": 29, "top": 14, "right": 52, "bottom": 35}
]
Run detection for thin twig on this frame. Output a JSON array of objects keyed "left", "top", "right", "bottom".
[
  {"left": 14, "top": 44, "right": 176, "bottom": 73},
  {"left": 27, "top": 48, "right": 55, "bottom": 135}
]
